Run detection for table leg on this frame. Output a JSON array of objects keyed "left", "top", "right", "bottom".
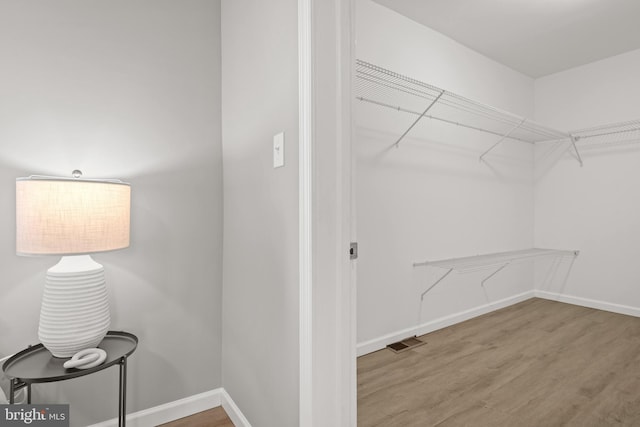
[
  {"left": 119, "top": 356, "right": 128, "bottom": 427},
  {"left": 8, "top": 380, "right": 30, "bottom": 404}
]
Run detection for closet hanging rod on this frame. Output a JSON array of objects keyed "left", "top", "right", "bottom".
[
  {"left": 356, "top": 72, "right": 526, "bottom": 128},
  {"left": 356, "top": 61, "right": 528, "bottom": 123},
  {"left": 356, "top": 80, "right": 564, "bottom": 141},
  {"left": 356, "top": 74, "right": 559, "bottom": 139},
  {"left": 356, "top": 96, "right": 550, "bottom": 145},
  {"left": 355, "top": 59, "right": 570, "bottom": 145}
]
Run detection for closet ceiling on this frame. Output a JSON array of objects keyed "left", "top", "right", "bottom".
[{"left": 372, "top": 0, "right": 640, "bottom": 78}]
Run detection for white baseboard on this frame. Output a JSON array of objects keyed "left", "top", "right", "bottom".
[
  {"left": 221, "top": 389, "right": 252, "bottom": 427},
  {"left": 535, "top": 290, "right": 640, "bottom": 318},
  {"left": 88, "top": 387, "right": 251, "bottom": 427},
  {"left": 356, "top": 290, "right": 640, "bottom": 357},
  {"left": 357, "top": 290, "right": 535, "bottom": 356}
]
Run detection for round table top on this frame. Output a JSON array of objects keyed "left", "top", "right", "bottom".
[{"left": 2, "top": 331, "right": 137, "bottom": 384}]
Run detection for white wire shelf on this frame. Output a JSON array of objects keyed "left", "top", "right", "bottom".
[
  {"left": 571, "top": 119, "right": 640, "bottom": 146},
  {"left": 356, "top": 60, "right": 640, "bottom": 166},
  {"left": 413, "top": 248, "right": 579, "bottom": 300},
  {"left": 413, "top": 248, "right": 579, "bottom": 271},
  {"left": 355, "top": 60, "right": 571, "bottom": 160}
]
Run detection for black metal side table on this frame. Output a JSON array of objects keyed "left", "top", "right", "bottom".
[{"left": 2, "top": 331, "right": 137, "bottom": 427}]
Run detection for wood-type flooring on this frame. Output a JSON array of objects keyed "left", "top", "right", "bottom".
[
  {"left": 158, "top": 407, "right": 234, "bottom": 427},
  {"left": 358, "top": 298, "right": 640, "bottom": 426}
]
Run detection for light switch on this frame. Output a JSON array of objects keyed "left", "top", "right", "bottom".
[{"left": 273, "top": 132, "right": 284, "bottom": 168}]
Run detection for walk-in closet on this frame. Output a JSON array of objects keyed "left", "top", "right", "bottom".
[{"left": 354, "top": 1, "right": 640, "bottom": 425}]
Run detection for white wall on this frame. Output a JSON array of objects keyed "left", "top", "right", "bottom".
[
  {"left": 534, "top": 49, "right": 640, "bottom": 310},
  {"left": 0, "top": 1, "right": 223, "bottom": 425},
  {"left": 220, "top": 1, "right": 299, "bottom": 426},
  {"left": 356, "top": 0, "right": 538, "bottom": 349}
]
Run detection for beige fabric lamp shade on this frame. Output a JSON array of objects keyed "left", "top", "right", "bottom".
[
  {"left": 16, "top": 177, "right": 130, "bottom": 255},
  {"left": 15, "top": 175, "right": 131, "bottom": 358}
]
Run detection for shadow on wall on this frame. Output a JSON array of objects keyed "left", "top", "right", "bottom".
[
  {"left": 534, "top": 135, "right": 640, "bottom": 181},
  {"left": 356, "top": 125, "right": 534, "bottom": 186},
  {"left": 535, "top": 255, "right": 578, "bottom": 295},
  {"left": 0, "top": 161, "right": 50, "bottom": 351},
  {"left": 32, "top": 344, "right": 185, "bottom": 426}
]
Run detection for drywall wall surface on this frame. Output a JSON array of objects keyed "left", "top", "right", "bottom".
[
  {"left": 534, "top": 49, "right": 640, "bottom": 307},
  {"left": 356, "top": 0, "right": 537, "bottom": 346},
  {"left": 221, "top": 1, "right": 299, "bottom": 426},
  {"left": 357, "top": 1, "right": 534, "bottom": 117},
  {"left": 0, "top": 1, "right": 223, "bottom": 425}
]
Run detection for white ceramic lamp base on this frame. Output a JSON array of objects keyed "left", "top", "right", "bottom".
[{"left": 38, "top": 255, "right": 111, "bottom": 358}]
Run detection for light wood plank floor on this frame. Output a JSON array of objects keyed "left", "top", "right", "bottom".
[
  {"left": 158, "top": 407, "right": 234, "bottom": 427},
  {"left": 358, "top": 298, "right": 640, "bottom": 427}
]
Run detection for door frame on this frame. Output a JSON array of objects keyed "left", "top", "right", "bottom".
[{"left": 298, "top": 0, "right": 356, "bottom": 425}]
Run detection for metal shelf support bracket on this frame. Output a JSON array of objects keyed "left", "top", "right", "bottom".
[
  {"left": 480, "top": 118, "right": 526, "bottom": 161},
  {"left": 569, "top": 134, "right": 584, "bottom": 167},
  {"left": 420, "top": 267, "right": 453, "bottom": 301},
  {"left": 480, "top": 262, "right": 510, "bottom": 287},
  {"left": 394, "top": 90, "right": 444, "bottom": 147}
]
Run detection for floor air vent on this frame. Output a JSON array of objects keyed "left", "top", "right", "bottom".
[{"left": 386, "top": 336, "right": 425, "bottom": 353}]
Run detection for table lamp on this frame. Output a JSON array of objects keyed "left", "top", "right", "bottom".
[{"left": 15, "top": 172, "right": 131, "bottom": 358}]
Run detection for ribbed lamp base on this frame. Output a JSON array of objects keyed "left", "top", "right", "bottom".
[{"left": 38, "top": 255, "right": 111, "bottom": 358}]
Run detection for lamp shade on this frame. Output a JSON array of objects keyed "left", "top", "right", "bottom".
[{"left": 16, "top": 176, "right": 131, "bottom": 256}]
